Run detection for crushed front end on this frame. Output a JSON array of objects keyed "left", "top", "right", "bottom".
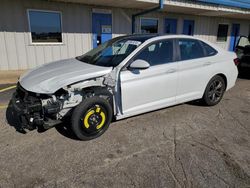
[{"left": 12, "top": 83, "right": 62, "bottom": 131}]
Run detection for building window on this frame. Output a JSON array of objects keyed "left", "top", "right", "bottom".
[
  {"left": 217, "top": 24, "right": 228, "bottom": 42},
  {"left": 140, "top": 18, "right": 158, "bottom": 34},
  {"left": 28, "top": 10, "right": 62, "bottom": 43}
]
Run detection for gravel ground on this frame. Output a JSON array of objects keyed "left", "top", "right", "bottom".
[{"left": 0, "top": 78, "right": 249, "bottom": 188}]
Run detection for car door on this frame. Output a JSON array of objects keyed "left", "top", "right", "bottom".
[
  {"left": 235, "top": 36, "right": 250, "bottom": 65},
  {"left": 176, "top": 38, "right": 217, "bottom": 103},
  {"left": 119, "top": 39, "right": 178, "bottom": 116}
]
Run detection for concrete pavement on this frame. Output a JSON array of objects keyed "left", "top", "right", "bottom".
[{"left": 0, "top": 78, "right": 250, "bottom": 188}]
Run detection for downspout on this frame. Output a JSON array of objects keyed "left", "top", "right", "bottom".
[{"left": 132, "top": 0, "right": 164, "bottom": 33}]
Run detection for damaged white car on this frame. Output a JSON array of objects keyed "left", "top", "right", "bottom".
[{"left": 11, "top": 34, "right": 238, "bottom": 140}]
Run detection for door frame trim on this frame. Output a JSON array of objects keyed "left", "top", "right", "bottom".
[
  {"left": 165, "top": 18, "right": 178, "bottom": 34},
  {"left": 229, "top": 23, "right": 240, "bottom": 51},
  {"left": 182, "top": 19, "right": 195, "bottom": 36},
  {"left": 91, "top": 10, "right": 113, "bottom": 48}
]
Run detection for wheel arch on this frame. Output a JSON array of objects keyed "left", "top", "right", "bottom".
[
  {"left": 201, "top": 73, "right": 227, "bottom": 106},
  {"left": 82, "top": 86, "right": 115, "bottom": 114},
  {"left": 216, "top": 73, "right": 227, "bottom": 90},
  {"left": 202, "top": 73, "right": 228, "bottom": 97}
]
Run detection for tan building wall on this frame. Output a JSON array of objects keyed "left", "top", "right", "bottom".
[
  {"left": 135, "top": 11, "right": 250, "bottom": 49},
  {"left": 0, "top": 0, "right": 133, "bottom": 71}
]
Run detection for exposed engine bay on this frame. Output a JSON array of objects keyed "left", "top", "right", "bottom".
[{"left": 12, "top": 77, "right": 114, "bottom": 132}]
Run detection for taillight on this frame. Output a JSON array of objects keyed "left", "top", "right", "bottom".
[{"left": 234, "top": 58, "right": 240, "bottom": 66}]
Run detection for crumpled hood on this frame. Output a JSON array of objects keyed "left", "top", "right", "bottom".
[{"left": 19, "top": 58, "right": 112, "bottom": 94}]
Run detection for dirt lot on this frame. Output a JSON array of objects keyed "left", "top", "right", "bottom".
[{"left": 0, "top": 78, "right": 250, "bottom": 188}]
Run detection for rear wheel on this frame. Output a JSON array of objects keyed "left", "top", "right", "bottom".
[
  {"left": 202, "top": 75, "right": 226, "bottom": 106},
  {"left": 71, "top": 96, "right": 112, "bottom": 140}
]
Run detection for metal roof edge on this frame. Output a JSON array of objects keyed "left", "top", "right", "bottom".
[{"left": 194, "top": 0, "right": 250, "bottom": 10}]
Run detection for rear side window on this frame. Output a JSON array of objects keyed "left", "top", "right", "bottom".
[
  {"left": 178, "top": 39, "right": 205, "bottom": 60},
  {"left": 134, "top": 39, "right": 174, "bottom": 66},
  {"left": 200, "top": 41, "right": 218, "bottom": 56}
]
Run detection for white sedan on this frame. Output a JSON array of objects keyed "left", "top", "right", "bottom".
[{"left": 12, "top": 34, "right": 238, "bottom": 140}]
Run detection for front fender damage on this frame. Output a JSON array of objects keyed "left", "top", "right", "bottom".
[{"left": 12, "top": 74, "right": 116, "bottom": 132}]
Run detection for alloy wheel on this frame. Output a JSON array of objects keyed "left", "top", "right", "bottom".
[{"left": 207, "top": 79, "right": 224, "bottom": 103}]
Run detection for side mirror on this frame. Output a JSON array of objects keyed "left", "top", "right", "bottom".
[{"left": 129, "top": 59, "right": 150, "bottom": 70}]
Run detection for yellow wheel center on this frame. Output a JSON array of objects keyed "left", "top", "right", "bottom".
[{"left": 83, "top": 107, "right": 106, "bottom": 130}]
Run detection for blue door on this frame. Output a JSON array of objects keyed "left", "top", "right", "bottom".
[
  {"left": 92, "top": 13, "right": 112, "bottom": 48},
  {"left": 229, "top": 24, "right": 240, "bottom": 51},
  {"left": 165, "top": 18, "right": 177, "bottom": 34},
  {"left": 183, "top": 20, "right": 195, "bottom": 35}
]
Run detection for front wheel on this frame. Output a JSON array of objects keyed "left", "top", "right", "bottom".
[
  {"left": 71, "top": 96, "right": 112, "bottom": 140},
  {"left": 202, "top": 75, "right": 226, "bottom": 106}
]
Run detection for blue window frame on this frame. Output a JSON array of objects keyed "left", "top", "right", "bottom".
[
  {"left": 92, "top": 13, "right": 112, "bottom": 48},
  {"left": 165, "top": 18, "right": 177, "bottom": 34},
  {"left": 183, "top": 20, "right": 195, "bottom": 36},
  {"left": 229, "top": 24, "right": 240, "bottom": 51}
]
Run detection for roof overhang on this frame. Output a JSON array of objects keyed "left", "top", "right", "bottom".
[
  {"left": 49, "top": 0, "right": 250, "bottom": 20},
  {"left": 163, "top": 0, "right": 250, "bottom": 20}
]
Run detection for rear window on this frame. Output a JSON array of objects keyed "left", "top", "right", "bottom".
[{"left": 200, "top": 41, "right": 218, "bottom": 56}]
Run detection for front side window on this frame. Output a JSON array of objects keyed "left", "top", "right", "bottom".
[
  {"left": 134, "top": 40, "right": 174, "bottom": 66},
  {"left": 217, "top": 24, "right": 228, "bottom": 42},
  {"left": 141, "top": 18, "right": 158, "bottom": 34},
  {"left": 28, "top": 10, "right": 62, "bottom": 43},
  {"left": 77, "top": 38, "right": 142, "bottom": 67},
  {"left": 178, "top": 39, "right": 205, "bottom": 60}
]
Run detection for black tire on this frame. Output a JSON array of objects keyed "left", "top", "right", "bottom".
[
  {"left": 202, "top": 75, "right": 226, "bottom": 106},
  {"left": 71, "top": 96, "right": 112, "bottom": 140}
]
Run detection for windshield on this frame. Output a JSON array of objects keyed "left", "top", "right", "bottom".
[{"left": 76, "top": 37, "right": 142, "bottom": 67}]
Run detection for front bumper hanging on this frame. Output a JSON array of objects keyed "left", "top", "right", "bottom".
[{"left": 12, "top": 92, "right": 44, "bottom": 130}]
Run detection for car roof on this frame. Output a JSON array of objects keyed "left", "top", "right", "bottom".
[
  {"left": 115, "top": 34, "right": 223, "bottom": 52},
  {"left": 120, "top": 34, "right": 159, "bottom": 42},
  {"left": 120, "top": 34, "right": 199, "bottom": 42}
]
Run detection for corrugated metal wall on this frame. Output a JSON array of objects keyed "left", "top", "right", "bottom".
[
  {"left": 0, "top": 0, "right": 249, "bottom": 71},
  {"left": 0, "top": 0, "right": 133, "bottom": 71},
  {"left": 0, "top": 0, "right": 89, "bottom": 70},
  {"left": 134, "top": 11, "right": 250, "bottom": 49}
]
